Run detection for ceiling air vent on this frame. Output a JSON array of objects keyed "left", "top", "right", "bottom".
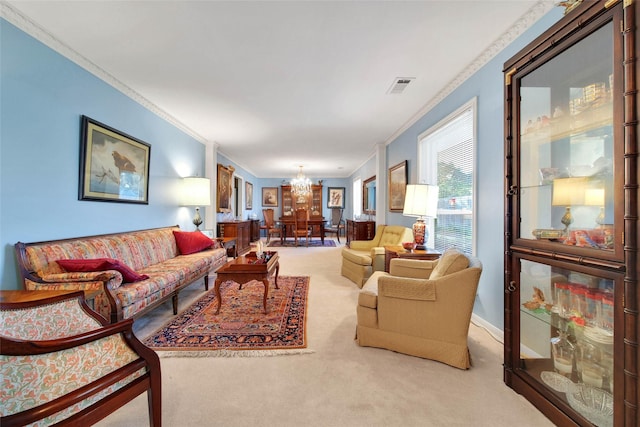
[{"left": 387, "top": 77, "right": 415, "bottom": 94}]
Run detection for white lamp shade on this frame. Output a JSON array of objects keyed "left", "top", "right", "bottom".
[
  {"left": 551, "top": 177, "right": 588, "bottom": 206},
  {"left": 182, "top": 177, "right": 211, "bottom": 206},
  {"left": 584, "top": 188, "right": 605, "bottom": 206},
  {"left": 403, "top": 184, "right": 439, "bottom": 218}
]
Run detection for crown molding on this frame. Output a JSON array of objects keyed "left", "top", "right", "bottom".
[
  {"left": 1, "top": 1, "right": 209, "bottom": 145},
  {"left": 384, "top": 0, "right": 557, "bottom": 145}
]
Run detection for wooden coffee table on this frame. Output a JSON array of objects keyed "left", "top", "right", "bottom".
[
  {"left": 384, "top": 246, "right": 441, "bottom": 272},
  {"left": 214, "top": 251, "right": 279, "bottom": 314}
]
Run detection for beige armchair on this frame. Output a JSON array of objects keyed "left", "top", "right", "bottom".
[
  {"left": 341, "top": 225, "right": 413, "bottom": 287},
  {"left": 356, "top": 248, "right": 483, "bottom": 369}
]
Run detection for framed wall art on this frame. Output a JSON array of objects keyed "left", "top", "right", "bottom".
[
  {"left": 388, "top": 160, "right": 408, "bottom": 212},
  {"left": 245, "top": 181, "right": 253, "bottom": 210},
  {"left": 217, "top": 164, "right": 233, "bottom": 212},
  {"left": 327, "top": 187, "right": 345, "bottom": 209},
  {"left": 363, "top": 175, "right": 376, "bottom": 214},
  {"left": 79, "top": 115, "right": 151, "bottom": 204},
  {"left": 262, "top": 187, "right": 278, "bottom": 207}
]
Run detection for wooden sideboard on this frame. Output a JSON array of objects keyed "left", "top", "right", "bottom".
[
  {"left": 250, "top": 219, "right": 260, "bottom": 242},
  {"left": 217, "top": 221, "right": 251, "bottom": 256},
  {"left": 346, "top": 220, "right": 375, "bottom": 245}
]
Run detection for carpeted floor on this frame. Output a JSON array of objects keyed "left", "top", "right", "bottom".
[
  {"left": 97, "top": 240, "right": 554, "bottom": 427},
  {"left": 142, "top": 276, "right": 310, "bottom": 356}
]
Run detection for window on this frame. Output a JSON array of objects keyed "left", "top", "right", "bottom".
[
  {"left": 353, "top": 178, "right": 362, "bottom": 218},
  {"left": 418, "top": 98, "right": 476, "bottom": 254}
]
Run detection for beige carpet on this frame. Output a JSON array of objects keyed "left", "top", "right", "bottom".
[{"left": 97, "top": 240, "right": 554, "bottom": 427}]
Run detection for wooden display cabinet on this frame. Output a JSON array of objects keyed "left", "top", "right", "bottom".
[
  {"left": 280, "top": 184, "right": 324, "bottom": 237},
  {"left": 280, "top": 184, "right": 323, "bottom": 216},
  {"left": 503, "top": 1, "right": 638, "bottom": 425}
]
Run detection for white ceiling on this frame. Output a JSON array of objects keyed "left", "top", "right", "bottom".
[{"left": 4, "top": 0, "right": 554, "bottom": 178}]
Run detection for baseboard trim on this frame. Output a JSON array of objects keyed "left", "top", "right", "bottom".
[{"left": 471, "top": 313, "right": 504, "bottom": 344}]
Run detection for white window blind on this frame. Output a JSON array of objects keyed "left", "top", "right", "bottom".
[{"left": 418, "top": 98, "right": 476, "bottom": 254}]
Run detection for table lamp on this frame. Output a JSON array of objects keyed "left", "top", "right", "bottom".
[
  {"left": 551, "top": 177, "right": 587, "bottom": 231},
  {"left": 403, "top": 184, "right": 439, "bottom": 250},
  {"left": 182, "top": 177, "right": 211, "bottom": 230},
  {"left": 585, "top": 187, "right": 605, "bottom": 226}
]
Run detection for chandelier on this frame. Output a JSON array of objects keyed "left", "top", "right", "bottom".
[{"left": 291, "top": 165, "right": 312, "bottom": 196}]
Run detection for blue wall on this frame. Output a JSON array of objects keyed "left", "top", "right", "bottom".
[
  {"left": 351, "top": 7, "right": 564, "bottom": 330},
  {"left": 1, "top": 20, "right": 208, "bottom": 289}
]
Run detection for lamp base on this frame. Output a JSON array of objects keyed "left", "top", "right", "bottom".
[
  {"left": 595, "top": 207, "right": 605, "bottom": 227},
  {"left": 193, "top": 207, "right": 203, "bottom": 230},
  {"left": 560, "top": 206, "right": 573, "bottom": 232},
  {"left": 412, "top": 219, "right": 428, "bottom": 250}
]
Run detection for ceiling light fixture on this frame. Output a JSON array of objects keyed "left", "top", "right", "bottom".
[{"left": 291, "top": 165, "right": 312, "bottom": 197}]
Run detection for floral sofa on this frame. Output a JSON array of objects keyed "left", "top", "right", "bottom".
[{"left": 15, "top": 226, "right": 228, "bottom": 323}]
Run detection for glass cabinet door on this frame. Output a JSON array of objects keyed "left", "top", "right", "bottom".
[
  {"left": 517, "top": 21, "right": 618, "bottom": 255},
  {"left": 518, "top": 257, "right": 617, "bottom": 427}
]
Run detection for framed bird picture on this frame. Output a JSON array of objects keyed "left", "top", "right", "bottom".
[{"left": 79, "top": 115, "right": 151, "bottom": 204}]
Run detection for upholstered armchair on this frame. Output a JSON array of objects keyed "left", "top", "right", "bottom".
[
  {"left": 356, "top": 248, "right": 483, "bottom": 369},
  {"left": 341, "top": 225, "right": 413, "bottom": 287},
  {"left": 0, "top": 291, "right": 161, "bottom": 426}
]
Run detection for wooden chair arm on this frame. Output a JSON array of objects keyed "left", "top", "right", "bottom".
[{"left": 0, "top": 318, "right": 134, "bottom": 355}]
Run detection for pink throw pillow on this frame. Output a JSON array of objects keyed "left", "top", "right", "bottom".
[
  {"left": 57, "top": 258, "right": 149, "bottom": 283},
  {"left": 173, "top": 230, "right": 214, "bottom": 255}
]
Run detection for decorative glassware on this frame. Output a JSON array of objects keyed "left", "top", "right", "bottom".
[
  {"left": 552, "top": 327, "right": 575, "bottom": 378},
  {"left": 576, "top": 340, "right": 603, "bottom": 388}
]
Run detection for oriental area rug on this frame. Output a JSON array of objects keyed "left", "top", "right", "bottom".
[
  {"left": 267, "top": 239, "right": 336, "bottom": 247},
  {"left": 143, "top": 276, "right": 311, "bottom": 357}
]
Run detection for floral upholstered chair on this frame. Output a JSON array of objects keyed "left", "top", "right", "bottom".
[{"left": 0, "top": 291, "right": 161, "bottom": 426}]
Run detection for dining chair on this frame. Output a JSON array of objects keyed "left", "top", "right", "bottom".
[
  {"left": 324, "top": 208, "right": 345, "bottom": 243},
  {"left": 261, "top": 208, "right": 282, "bottom": 243},
  {"left": 293, "top": 208, "right": 311, "bottom": 247}
]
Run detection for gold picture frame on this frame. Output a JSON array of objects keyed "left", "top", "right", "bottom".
[
  {"left": 363, "top": 175, "right": 376, "bottom": 214},
  {"left": 217, "top": 164, "right": 233, "bottom": 212},
  {"left": 388, "top": 160, "right": 408, "bottom": 212},
  {"left": 246, "top": 181, "right": 253, "bottom": 210}
]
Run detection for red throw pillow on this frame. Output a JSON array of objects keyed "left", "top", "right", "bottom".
[
  {"left": 173, "top": 230, "right": 214, "bottom": 255},
  {"left": 57, "top": 258, "right": 149, "bottom": 283}
]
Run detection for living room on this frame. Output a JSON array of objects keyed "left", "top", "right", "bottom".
[{"left": 1, "top": 1, "right": 616, "bottom": 425}]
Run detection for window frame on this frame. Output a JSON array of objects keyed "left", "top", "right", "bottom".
[{"left": 417, "top": 97, "right": 478, "bottom": 255}]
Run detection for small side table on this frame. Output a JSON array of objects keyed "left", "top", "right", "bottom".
[
  {"left": 384, "top": 246, "right": 441, "bottom": 272},
  {"left": 216, "top": 237, "right": 237, "bottom": 258}
]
